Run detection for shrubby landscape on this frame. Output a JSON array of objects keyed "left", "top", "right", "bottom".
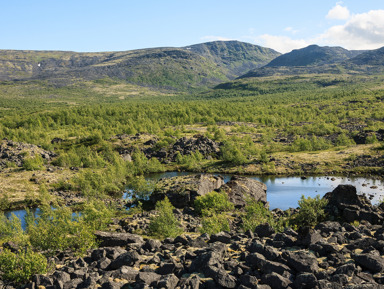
[{"left": 1, "top": 41, "right": 384, "bottom": 288}]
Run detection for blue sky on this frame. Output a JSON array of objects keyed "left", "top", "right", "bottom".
[{"left": 1, "top": 1, "right": 383, "bottom": 53}]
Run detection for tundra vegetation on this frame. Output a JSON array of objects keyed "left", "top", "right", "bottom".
[{"left": 0, "top": 73, "right": 384, "bottom": 284}]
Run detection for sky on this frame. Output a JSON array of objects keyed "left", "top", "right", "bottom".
[{"left": 1, "top": 0, "right": 384, "bottom": 53}]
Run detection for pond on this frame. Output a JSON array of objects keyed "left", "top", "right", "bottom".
[
  {"left": 127, "top": 172, "right": 384, "bottom": 210},
  {"left": 5, "top": 173, "right": 384, "bottom": 229}
]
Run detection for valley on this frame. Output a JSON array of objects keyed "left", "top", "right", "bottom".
[{"left": 1, "top": 40, "right": 384, "bottom": 288}]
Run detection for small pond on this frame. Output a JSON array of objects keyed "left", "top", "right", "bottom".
[
  {"left": 5, "top": 173, "right": 384, "bottom": 229},
  {"left": 125, "top": 172, "right": 384, "bottom": 210}
]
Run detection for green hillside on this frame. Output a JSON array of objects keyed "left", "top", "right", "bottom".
[
  {"left": 240, "top": 45, "right": 383, "bottom": 78},
  {"left": 0, "top": 41, "right": 280, "bottom": 91}
]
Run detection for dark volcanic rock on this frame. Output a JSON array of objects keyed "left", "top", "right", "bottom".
[
  {"left": 95, "top": 231, "right": 144, "bottom": 247},
  {"left": 353, "top": 253, "right": 384, "bottom": 273},
  {"left": 261, "top": 272, "right": 292, "bottom": 289},
  {"left": 0, "top": 139, "right": 56, "bottom": 168},
  {"left": 150, "top": 174, "right": 224, "bottom": 208},
  {"left": 169, "top": 135, "right": 221, "bottom": 161},
  {"left": 323, "top": 185, "right": 384, "bottom": 224},
  {"left": 221, "top": 175, "right": 267, "bottom": 208},
  {"left": 107, "top": 251, "right": 141, "bottom": 270},
  {"left": 283, "top": 250, "right": 319, "bottom": 273}
]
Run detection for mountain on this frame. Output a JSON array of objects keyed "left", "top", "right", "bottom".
[
  {"left": 185, "top": 41, "right": 280, "bottom": 77},
  {"left": 266, "top": 45, "right": 362, "bottom": 67},
  {"left": 346, "top": 46, "right": 384, "bottom": 66},
  {"left": 0, "top": 41, "right": 280, "bottom": 91},
  {"left": 240, "top": 45, "right": 367, "bottom": 78}
]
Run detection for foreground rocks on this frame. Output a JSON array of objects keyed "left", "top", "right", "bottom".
[
  {"left": 16, "top": 218, "right": 384, "bottom": 289},
  {"left": 2, "top": 183, "right": 384, "bottom": 288}
]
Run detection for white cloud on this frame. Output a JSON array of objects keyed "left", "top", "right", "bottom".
[
  {"left": 258, "top": 34, "right": 311, "bottom": 53},
  {"left": 326, "top": 4, "right": 350, "bottom": 20},
  {"left": 255, "top": 8, "right": 384, "bottom": 52},
  {"left": 322, "top": 9, "right": 384, "bottom": 50}
]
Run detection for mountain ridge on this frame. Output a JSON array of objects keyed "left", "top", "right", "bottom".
[
  {"left": 0, "top": 41, "right": 280, "bottom": 91},
  {"left": 240, "top": 44, "right": 384, "bottom": 79}
]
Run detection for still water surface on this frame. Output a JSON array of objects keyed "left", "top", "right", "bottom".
[
  {"left": 140, "top": 172, "right": 384, "bottom": 210},
  {"left": 5, "top": 173, "right": 384, "bottom": 229}
]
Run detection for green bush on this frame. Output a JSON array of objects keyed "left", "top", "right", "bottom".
[
  {"left": 0, "top": 214, "right": 29, "bottom": 246},
  {"left": 148, "top": 197, "right": 183, "bottom": 238},
  {"left": 22, "top": 154, "right": 44, "bottom": 171},
  {"left": 199, "top": 212, "right": 230, "bottom": 235},
  {"left": 241, "top": 200, "right": 274, "bottom": 232},
  {"left": 336, "top": 133, "right": 355, "bottom": 146},
  {"left": 0, "top": 191, "right": 10, "bottom": 211},
  {"left": 26, "top": 206, "right": 97, "bottom": 255},
  {"left": 194, "top": 191, "right": 234, "bottom": 215},
  {"left": 0, "top": 248, "right": 47, "bottom": 284},
  {"left": 81, "top": 199, "right": 115, "bottom": 231},
  {"left": 365, "top": 133, "right": 378, "bottom": 144},
  {"left": 292, "top": 195, "right": 328, "bottom": 227},
  {"left": 221, "top": 140, "right": 248, "bottom": 165}
]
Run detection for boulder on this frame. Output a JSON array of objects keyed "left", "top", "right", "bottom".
[
  {"left": 353, "top": 253, "right": 384, "bottom": 273},
  {"left": 283, "top": 250, "right": 319, "bottom": 273},
  {"left": 107, "top": 251, "right": 141, "bottom": 270},
  {"left": 261, "top": 272, "right": 292, "bottom": 289},
  {"left": 323, "top": 185, "right": 384, "bottom": 225},
  {"left": 94, "top": 231, "right": 144, "bottom": 247},
  {"left": 222, "top": 175, "right": 267, "bottom": 208},
  {"left": 150, "top": 174, "right": 224, "bottom": 208}
]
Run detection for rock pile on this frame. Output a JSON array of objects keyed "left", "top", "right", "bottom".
[
  {"left": 0, "top": 139, "right": 56, "bottom": 168},
  {"left": 143, "top": 135, "right": 221, "bottom": 163},
  {"left": 150, "top": 174, "right": 225, "bottom": 208},
  {"left": 150, "top": 174, "right": 267, "bottom": 210},
  {"left": 168, "top": 135, "right": 221, "bottom": 161},
  {"left": 18, "top": 217, "right": 384, "bottom": 289},
  {"left": 324, "top": 184, "right": 384, "bottom": 225}
]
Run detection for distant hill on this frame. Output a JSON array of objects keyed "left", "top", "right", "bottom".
[
  {"left": 266, "top": 45, "right": 363, "bottom": 67},
  {"left": 0, "top": 41, "right": 280, "bottom": 91},
  {"left": 346, "top": 46, "right": 384, "bottom": 66},
  {"left": 240, "top": 44, "right": 373, "bottom": 78},
  {"left": 186, "top": 41, "right": 280, "bottom": 78}
]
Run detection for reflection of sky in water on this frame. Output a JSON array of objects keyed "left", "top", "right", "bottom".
[
  {"left": 143, "top": 173, "right": 384, "bottom": 210},
  {"left": 7, "top": 174, "right": 384, "bottom": 225}
]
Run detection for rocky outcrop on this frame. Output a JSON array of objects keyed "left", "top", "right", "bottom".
[
  {"left": 168, "top": 135, "right": 221, "bottom": 161},
  {"left": 17, "top": 218, "right": 384, "bottom": 289},
  {"left": 222, "top": 175, "right": 267, "bottom": 208},
  {"left": 0, "top": 139, "right": 56, "bottom": 169},
  {"left": 150, "top": 174, "right": 224, "bottom": 208},
  {"left": 324, "top": 184, "right": 384, "bottom": 224},
  {"left": 150, "top": 174, "right": 268, "bottom": 210},
  {"left": 143, "top": 134, "right": 221, "bottom": 162}
]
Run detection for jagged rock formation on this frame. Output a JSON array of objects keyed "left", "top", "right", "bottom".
[
  {"left": 221, "top": 176, "right": 267, "bottom": 209},
  {"left": 144, "top": 134, "right": 221, "bottom": 162},
  {"left": 324, "top": 184, "right": 384, "bottom": 225},
  {"left": 0, "top": 139, "right": 56, "bottom": 169},
  {"left": 150, "top": 174, "right": 225, "bottom": 208},
  {"left": 150, "top": 174, "right": 268, "bottom": 210}
]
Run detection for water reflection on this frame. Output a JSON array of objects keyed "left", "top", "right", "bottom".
[{"left": 140, "top": 173, "right": 384, "bottom": 210}]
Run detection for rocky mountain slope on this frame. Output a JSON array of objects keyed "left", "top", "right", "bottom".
[
  {"left": 0, "top": 41, "right": 280, "bottom": 91},
  {"left": 240, "top": 45, "right": 384, "bottom": 79},
  {"left": 265, "top": 45, "right": 363, "bottom": 67}
]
